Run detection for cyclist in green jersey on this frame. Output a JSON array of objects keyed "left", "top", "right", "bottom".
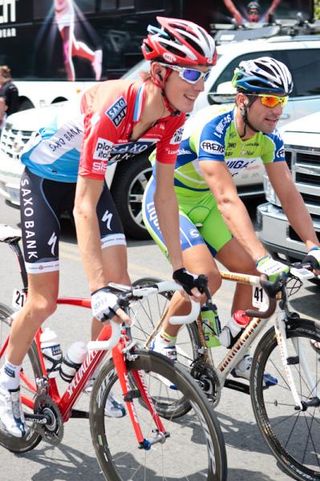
[{"left": 143, "top": 56, "right": 320, "bottom": 378}]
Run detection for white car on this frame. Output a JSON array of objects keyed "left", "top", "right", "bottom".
[
  {"left": 1, "top": 29, "right": 320, "bottom": 239},
  {"left": 257, "top": 111, "right": 320, "bottom": 266}
]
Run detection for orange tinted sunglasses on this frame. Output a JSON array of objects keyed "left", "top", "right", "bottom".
[{"left": 257, "top": 94, "right": 288, "bottom": 108}]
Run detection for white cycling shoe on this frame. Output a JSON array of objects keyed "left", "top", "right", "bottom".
[
  {"left": 150, "top": 335, "right": 177, "bottom": 362},
  {"left": 231, "top": 354, "right": 278, "bottom": 386},
  {"left": 105, "top": 392, "right": 126, "bottom": 418},
  {"left": 0, "top": 384, "right": 27, "bottom": 437},
  {"left": 85, "top": 379, "right": 126, "bottom": 418}
]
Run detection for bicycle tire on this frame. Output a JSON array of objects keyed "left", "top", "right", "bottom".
[
  {"left": 251, "top": 317, "right": 320, "bottom": 481},
  {"left": 0, "top": 302, "right": 43, "bottom": 453},
  {"left": 89, "top": 349, "right": 227, "bottom": 481},
  {"left": 130, "top": 277, "right": 202, "bottom": 418}
]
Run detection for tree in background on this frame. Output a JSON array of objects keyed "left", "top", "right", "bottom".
[{"left": 315, "top": 0, "right": 320, "bottom": 19}]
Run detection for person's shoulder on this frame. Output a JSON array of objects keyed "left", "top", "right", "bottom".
[
  {"left": 183, "top": 107, "right": 232, "bottom": 139},
  {"left": 2, "top": 81, "right": 18, "bottom": 93},
  {"left": 6, "top": 82, "right": 18, "bottom": 93},
  {"left": 264, "top": 128, "right": 284, "bottom": 143},
  {"left": 98, "top": 78, "right": 139, "bottom": 96}
]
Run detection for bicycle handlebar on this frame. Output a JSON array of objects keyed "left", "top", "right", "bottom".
[
  {"left": 133, "top": 280, "right": 201, "bottom": 325},
  {"left": 88, "top": 280, "right": 201, "bottom": 350},
  {"left": 169, "top": 299, "right": 200, "bottom": 325},
  {"left": 88, "top": 320, "right": 121, "bottom": 351},
  {"left": 245, "top": 297, "right": 277, "bottom": 319}
]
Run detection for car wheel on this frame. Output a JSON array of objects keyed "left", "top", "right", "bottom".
[{"left": 111, "top": 154, "right": 153, "bottom": 240}]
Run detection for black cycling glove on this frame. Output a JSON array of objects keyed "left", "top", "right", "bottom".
[{"left": 173, "top": 268, "right": 208, "bottom": 295}]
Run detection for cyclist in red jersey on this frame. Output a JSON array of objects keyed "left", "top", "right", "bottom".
[
  {"left": 0, "top": 17, "right": 216, "bottom": 438},
  {"left": 73, "top": 17, "right": 216, "bottom": 329}
]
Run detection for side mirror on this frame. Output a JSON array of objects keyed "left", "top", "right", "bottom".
[{"left": 208, "top": 81, "right": 236, "bottom": 105}]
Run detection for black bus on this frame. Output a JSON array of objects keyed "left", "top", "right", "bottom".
[{"left": 0, "top": 0, "right": 313, "bottom": 108}]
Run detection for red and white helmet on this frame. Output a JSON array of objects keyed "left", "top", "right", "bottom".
[{"left": 141, "top": 17, "right": 217, "bottom": 67}]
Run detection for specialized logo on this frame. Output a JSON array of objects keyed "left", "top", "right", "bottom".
[
  {"left": 93, "top": 138, "right": 112, "bottom": 161},
  {"left": 102, "top": 210, "right": 113, "bottom": 230},
  {"left": 105, "top": 97, "right": 127, "bottom": 126},
  {"left": 200, "top": 140, "right": 224, "bottom": 154},
  {"left": 170, "top": 127, "right": 184, "bottom": 144},
  {"left": 48, "top": 232, "right": 58, "bottom": 256}
]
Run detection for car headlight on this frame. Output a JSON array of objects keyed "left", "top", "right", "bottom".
[{"left": 263, "top": 175, "right": 281, "bottom": 206}]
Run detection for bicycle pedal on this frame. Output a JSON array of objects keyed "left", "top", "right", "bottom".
[{"left": 287, "top": 356, "right": 299, "bottom": 365}]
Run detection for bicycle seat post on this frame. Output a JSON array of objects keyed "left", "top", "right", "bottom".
[{"left": 7, "top": 238, "right": 28, "bottom": 291}]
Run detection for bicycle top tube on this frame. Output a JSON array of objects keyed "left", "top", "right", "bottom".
[{"left": 57, "top": 297, "right": 91, "bottom": 308}]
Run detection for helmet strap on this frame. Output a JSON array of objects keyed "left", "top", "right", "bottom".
[
  {"left": 239, "top": 97, "right": 259, "bottom": 138},
  {"left": 150, "top": 67, "right": 180, "bottom": 116}
]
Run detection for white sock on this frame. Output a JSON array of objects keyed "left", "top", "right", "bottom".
[
  {"left": 0, "top": 359, "right": 22, "bottom": 390},
  {"left": 158, "top": 330, "right": 177, "bottom": 347}
]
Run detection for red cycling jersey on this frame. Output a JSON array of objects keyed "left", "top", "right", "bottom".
[{"left": 79, "top": 79, "right": 186, "bottom": 180}]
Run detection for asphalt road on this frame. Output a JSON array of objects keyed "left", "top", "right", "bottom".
[{"left": 0, "top": 197, "right": 319, "bottom": 481}]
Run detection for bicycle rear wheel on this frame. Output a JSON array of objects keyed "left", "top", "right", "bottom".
[
  {"left": 89, "top": 350, "right": 227, "bottom": 481},
  {"left": 0, "top": 303, "right": 42, "bottom": 453},
  {"left": 130, "top": 277, "right": 201, "bottom": 417},
  {"left": 251, "top": 318, "right": 320, "bottom": 481}
]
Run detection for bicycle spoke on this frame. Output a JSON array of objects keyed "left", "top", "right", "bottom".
[
  {"left": 90, "top": 352, "right": 227, "bottom": 481},
  {"left": 251, "top": 323, "right": 320, "bottom": 480}
]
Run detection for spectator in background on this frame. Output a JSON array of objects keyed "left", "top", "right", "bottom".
[
  {"left": 54, "top": 0, "right": 103, "bottom": 81},
  {"left": 0, "top": 66, "right": 19, "bottom": 116},
  {"left": 0, "top": 96, "right": 7, "bottom": 132},
  {"left": 223, "top": 0, "right": 281, "bottom": 26}
]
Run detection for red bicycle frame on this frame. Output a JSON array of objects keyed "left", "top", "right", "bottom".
[{"left": 0, "top": 229, "right": 168, "bottom": 443}]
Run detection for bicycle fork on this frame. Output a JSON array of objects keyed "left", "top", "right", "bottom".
[
  {"left": 275, "top": 311, "right": 320, "bottom": 411},
  {"left": 112, "top": 342, "right": 169, "bottom": 450}
]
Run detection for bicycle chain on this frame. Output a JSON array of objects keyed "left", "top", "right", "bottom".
[{"left": 33, "top": 393, "right": 64, "bottom": 446}]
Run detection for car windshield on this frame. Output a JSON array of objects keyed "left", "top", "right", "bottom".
[{"left": 122, "top": 60, "right": 150, "bottom": 80}]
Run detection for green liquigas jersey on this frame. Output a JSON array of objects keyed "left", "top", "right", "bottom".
[{"left": 173, "top": 105, "right": 285, "bottom": 194}]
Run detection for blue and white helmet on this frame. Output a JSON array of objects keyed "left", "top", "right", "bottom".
[{"left": 232, "top": 57, "right": 293, "bottom": 95}]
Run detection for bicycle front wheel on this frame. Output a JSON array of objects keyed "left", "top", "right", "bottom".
[
  {"left": 0, "top": 302, "right": 43, "bottom": 453},
  {"left": 89, "top": 350, "right": 227, "bottom": 481},
  {"left": 251, "top": 318, "right": 320, "bottom": 481},
  {"left": 130, "top": 277, "right": 201, "bottom": 418}
]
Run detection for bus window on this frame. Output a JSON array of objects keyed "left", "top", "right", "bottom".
[{"left": 100, "top": 0, "right": 117, "bottom": 11}]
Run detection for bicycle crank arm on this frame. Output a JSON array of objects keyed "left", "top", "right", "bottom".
[
  {"left": 224, "top": 379, "right": 250, "bottom": 395},
  {"left": 24, "top": 413, "right": 48, "bottom": 424},
  {"left": 71, "top": 409, "right": 89, "bottom": 419},
  {"left": 138, "top": 431, "right": 170, "bottom": 450}
]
